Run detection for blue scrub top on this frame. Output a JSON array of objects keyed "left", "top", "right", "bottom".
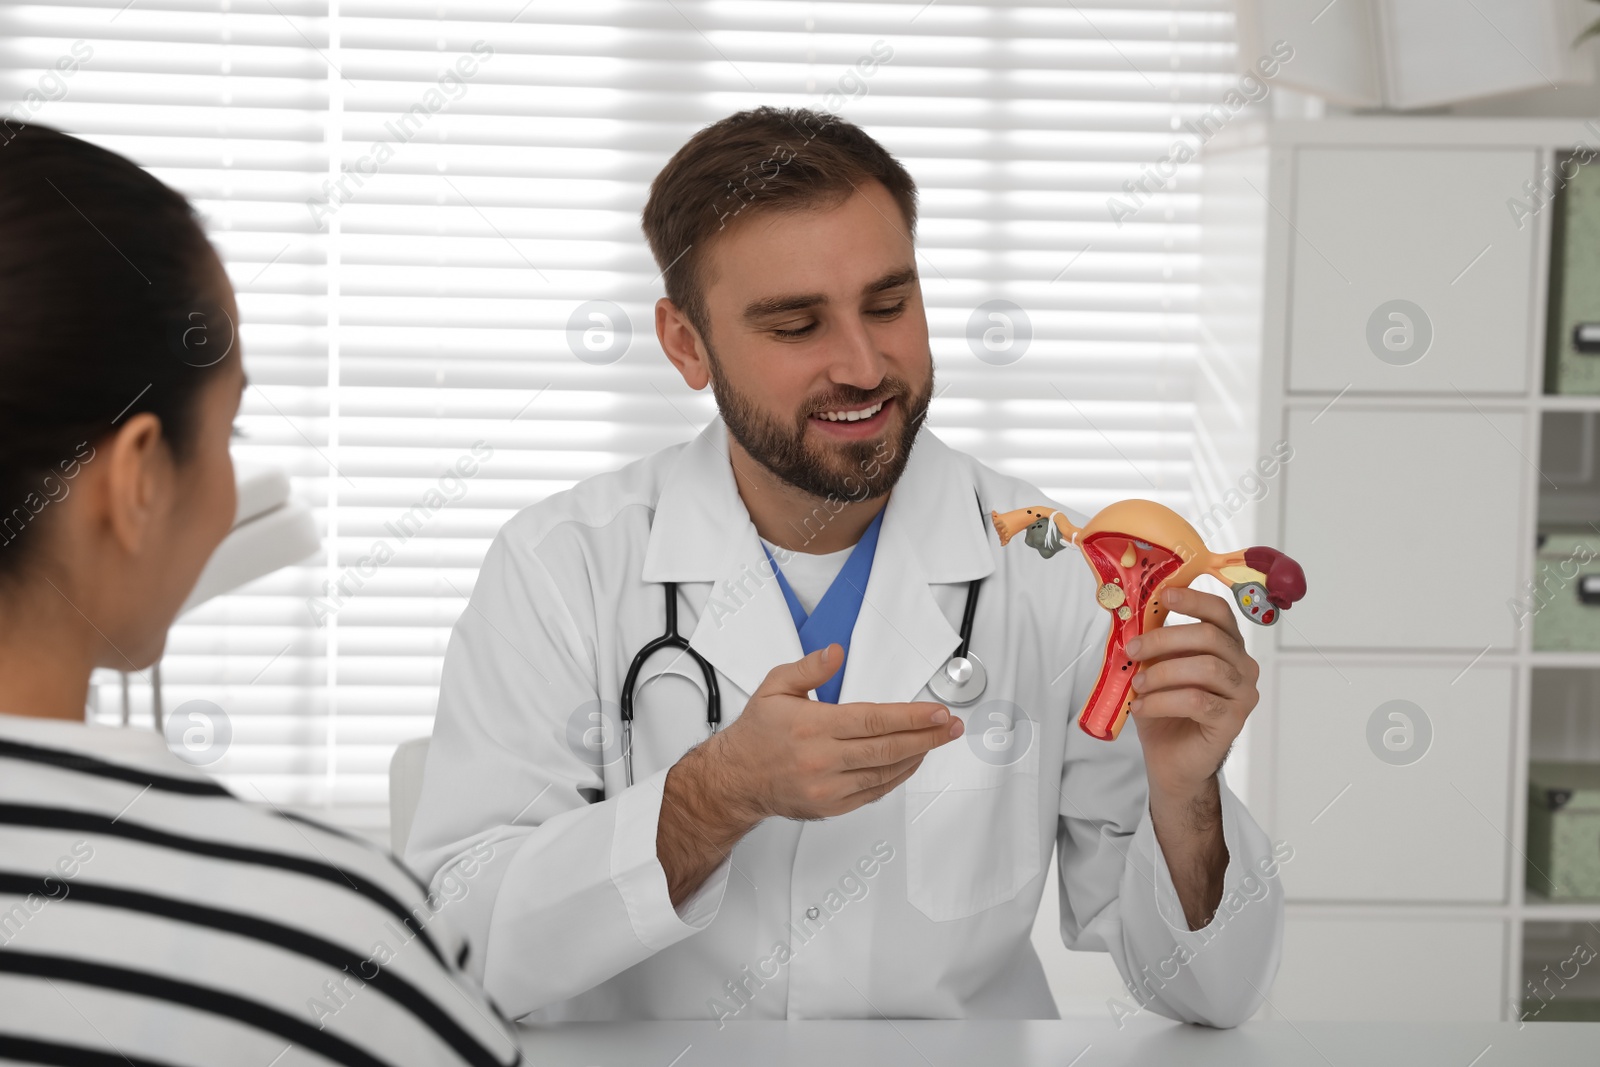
[{"left": 759, "top": 507, "right": 885, "bottom": 704}]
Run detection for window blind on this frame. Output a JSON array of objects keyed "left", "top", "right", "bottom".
[{"left": 3, "top": 0, "right": 1243, "bottom": 841}]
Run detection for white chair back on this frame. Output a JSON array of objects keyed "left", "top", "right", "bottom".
[{"left": 388, "top": 736, "right": 432, "bottom": 855}]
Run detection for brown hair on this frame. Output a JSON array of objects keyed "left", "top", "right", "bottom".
[{"left": 640, "top": 106, "right": 918, "bottom": 344}]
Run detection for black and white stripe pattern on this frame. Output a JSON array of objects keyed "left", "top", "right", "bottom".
[{"left": 0, "top": 716, "right": 522, "bottom": 1067}]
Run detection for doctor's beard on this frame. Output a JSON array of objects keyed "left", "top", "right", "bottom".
[{"left": 704, "top": 343, "right": 934, "bottom": 503}]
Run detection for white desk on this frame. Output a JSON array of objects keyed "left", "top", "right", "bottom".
[{"left": 519, "top": 1018, "right": 1600, "bottom": 1065}]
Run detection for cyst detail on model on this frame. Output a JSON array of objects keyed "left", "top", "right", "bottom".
[{"left": 991, "top": 500, "right": 1307, "bottom": 742}]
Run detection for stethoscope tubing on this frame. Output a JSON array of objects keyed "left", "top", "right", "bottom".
[{"left": 620, "top": 582, "right": 721, "bottom": 787}]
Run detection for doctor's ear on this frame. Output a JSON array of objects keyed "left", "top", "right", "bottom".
[{"left": 655, "top": 297, "right": 712, "bottom": 391}]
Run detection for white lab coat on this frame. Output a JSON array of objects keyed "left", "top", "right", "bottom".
[{"left": 405, "top": 415, "right": 1284, "bottom": 1026}]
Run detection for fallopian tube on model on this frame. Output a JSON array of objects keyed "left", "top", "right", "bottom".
[{"left": 991, "top": 500, "right": 1307, "bottom": 742}]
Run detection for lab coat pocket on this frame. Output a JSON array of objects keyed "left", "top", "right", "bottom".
[{"left": 903, "top": 718, "right": 1043, "bottom": 922}]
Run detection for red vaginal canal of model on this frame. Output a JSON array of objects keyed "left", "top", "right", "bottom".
[{"left": 1078, "top": 532, "right": 1184, "bottom": 741}]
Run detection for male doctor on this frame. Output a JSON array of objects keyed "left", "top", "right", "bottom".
[{"left": 406, "top": 106, "right": 1285, "bottom": 1026}]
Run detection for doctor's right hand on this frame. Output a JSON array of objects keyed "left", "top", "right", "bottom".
[
  {"left": 718, "top": 642, "right": 964, "bottom": 821},
  {"left": 657, "top": 644, "right": 963, "bottom": 906}
]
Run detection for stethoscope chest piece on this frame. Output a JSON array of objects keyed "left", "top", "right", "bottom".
[{"left": 928, "top": 651, "right": 987, "bottom": 706}]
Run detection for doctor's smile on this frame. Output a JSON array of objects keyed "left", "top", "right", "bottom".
[{"left": 808, "top": 395, "right": 893, "bottom": 437}]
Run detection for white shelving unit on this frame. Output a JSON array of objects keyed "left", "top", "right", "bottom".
[{"left": 1195, "top": 116, "right": 1600, "bottom": 1022}]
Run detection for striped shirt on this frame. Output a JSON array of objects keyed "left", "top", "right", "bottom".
[{"left": 0, "top": 713, "right": 523, "bottom": 1067}]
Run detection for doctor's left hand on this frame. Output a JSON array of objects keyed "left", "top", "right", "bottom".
[
  {"left": 1124, "top": 585, "right": 1259, "bottom": 928},
  {"left": 1123, "top": 584, "right": 1260, "bottom": 798}
]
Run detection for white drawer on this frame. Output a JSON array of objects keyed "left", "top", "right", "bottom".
[
  {"left": 1272, "top": 914, "right": 1505, "bottom": 1020},
  {"left": 1273, "top": 663, "right": 1513, "bottom": 902},
  {"left": 1278, "top": 406, "right": 1527, "bottom": 652},
  {"left": 1287, "top": 147, "right": 1538, "bottom": 395}
]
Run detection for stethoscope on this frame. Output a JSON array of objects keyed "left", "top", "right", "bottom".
[
  {"left": 618, "top": 498, "right": 991, "bottom": 787},
  {"left": 619, "top": 582, "right": 721, "bottom": 788}
]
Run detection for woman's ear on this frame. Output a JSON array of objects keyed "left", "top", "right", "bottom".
[
  {"left": 655, "top": 297, "right": 712, "bottom": 391},
  {"left": 98, "top": 412, "right": 172, "bottom": 558}
]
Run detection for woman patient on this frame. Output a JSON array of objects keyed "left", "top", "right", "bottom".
[{"left": 0, "top": 124, "right": 521, "bottom": 1066}]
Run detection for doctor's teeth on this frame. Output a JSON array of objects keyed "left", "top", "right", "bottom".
[{"left": 816, "top": 401, "right": 884, "bottom": 422}]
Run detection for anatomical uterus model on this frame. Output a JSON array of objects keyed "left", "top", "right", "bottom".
[{"left": 991, "top": 500, "right": 1307, "bottom": 742}]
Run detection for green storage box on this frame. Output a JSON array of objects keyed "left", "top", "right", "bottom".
[
  {"left": 1527, "top": 762, "right": 1600, "bottom": 900},
  {"left": 1521, "top": 997, "right": 1600, "bottom": 1022},
  {"left": 1530, "top": 528, "right": 1600, "bottom": 651},
  {"left": 1546, "top": 153, "right": 1600, "bottom": 394}
]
